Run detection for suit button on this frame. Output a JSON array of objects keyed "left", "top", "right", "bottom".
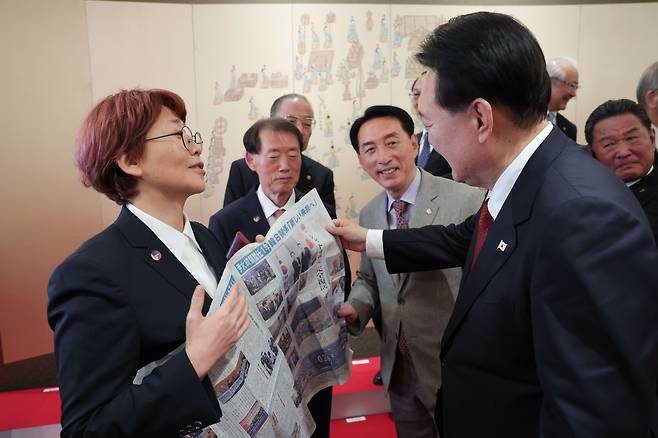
[{"left": 441, "top": 358, "right": 447, "bottom": 367}]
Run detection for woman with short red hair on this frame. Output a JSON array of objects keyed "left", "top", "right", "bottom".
[{"left": 47, "top": 89, "right": 249, "bottom": 437}]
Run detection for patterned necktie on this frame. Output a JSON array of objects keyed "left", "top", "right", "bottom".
[
  {"left": 392, "top": 199, "right": 409, "bottom": 230},
  {"left": 392, "top": 199, "right": 412, "bottom": 361},
  {"left": 471, "top": 199, "right": 494, "bottom": 268},
  {"left": 417, "top": 133, "right": 431, "bottom": 169}
]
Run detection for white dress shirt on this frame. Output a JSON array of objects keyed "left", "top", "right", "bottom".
[
  {"left": 365, "top": 123, "right": 554, "bottom": 258},
  {"left": 127, "top": 203, "right": 218, "bottom": 296},
  {"left": 256, "top": 185, "right": 296, "bottom": 226}
]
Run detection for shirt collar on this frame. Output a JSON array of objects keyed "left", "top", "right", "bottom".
[
  {"left": 256, "top": 185, "right": 296, "bottom": 219},
  {"left": 627, "top": 165, "right": 654, "bottom": 187},
  {"left": 487, "top": 123, "right": 553, "bottom": 219},
  {"left": 126, "top": 203, "right": 200, "bottom": 258},
  {"left": 387, "top": 167, "right": 422, "bottom": 212}
]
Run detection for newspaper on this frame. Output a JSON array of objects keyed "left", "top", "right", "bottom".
[{"left": 135, "top": 189, "right": 352, "bottom": 438}]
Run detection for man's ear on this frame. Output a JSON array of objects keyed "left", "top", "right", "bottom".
[
  {"left": 116, "top": 152, "right": 143, "bottom": 177},
  {"left": 645, "top": 89, "right": 658, "bottom": 109},
  {"left": 410, "top": 133, "right": 420, "bottom": 159},
  {"left": 470, "top": 98, "right": 493, "bottom": 143},
  {"left": 245, "top": 152, "right": 257, "bottom": 172}
]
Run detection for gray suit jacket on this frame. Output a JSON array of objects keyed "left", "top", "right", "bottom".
[{"left": 346, "top": 169, "right": 484, "bottom": 412}]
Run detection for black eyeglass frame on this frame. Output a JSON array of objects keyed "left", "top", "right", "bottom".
[{"left": 144, "top": 126, "right": 203, "bottom": 151}]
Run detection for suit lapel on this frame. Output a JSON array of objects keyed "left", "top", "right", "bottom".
[
  {"left": 239, "top": 191, "right": 271, "bottom": 241},
  {"left": 116, "top": 207, "right": 205, "bottom": 306},
  {"left": 441, "top": 128, "right": 567, "bottom": 351}
]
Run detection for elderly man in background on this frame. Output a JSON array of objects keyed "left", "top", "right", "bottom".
[
  {"left": 338, "top": 105, "right": 482, "bottom": 438},
  {"left": 223, "top": 93, "right": 335, "bottom": 209},
  {"left": 587, "top": 98, "right": 658, "bottom": 244},
  {"left": 637, "top": 61, "right": 658, "bottom": 148},
  {"left": 546, "top": 56, "right": 579, "bottom": 141}
]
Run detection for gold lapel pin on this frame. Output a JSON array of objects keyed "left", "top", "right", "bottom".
[
  {"left": 150, "top": 250, "right": 162, "bottom": 261},
  {"left": 253, "top": 215, "right": 261, "bottom": 223},
  {"left": 426, "top": 208, "right": 432, "bottom": 215},
  {"left": 497, "top": 240, "right": 507, "bottom": 252}
]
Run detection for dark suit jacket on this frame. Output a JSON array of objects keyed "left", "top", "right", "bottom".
[
  {"left": 48, "top": 207, "right": 223, "bottom": 437},
  {"left": 556, "top": 112, "right": 577, "bottom": 141},
  {"left": 415, "top": 132, "right": 452, "bottom": 179},
  {"left": 382, "top": 128, "right": 658, "bottom": 438},
  {"left": 630, "top": 158, "right": 658, "bottom": 244},
  {"left": 208, "top": 190, "right": 350, "bottom": 438},
  {"left": 223, "top": 155, "right": 335, "bottom": 209}
]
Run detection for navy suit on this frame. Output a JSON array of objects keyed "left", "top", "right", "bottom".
[
  {"left": 48, "top": 207, "right": 222, "bottom": 437},
  {"left": 223, "top": 155, "right": 335, "bottom": 209},
  {"left": 382, "top": 128, "right": 658, "bottom": 438},
  {"left": 415, "top": 132, "right": 452, "bottom": 179},
  {"left": 208, "top": 190, "right": 352, "bottom": 438},
  {"left": 555, "top": 113, "right": 577, "bottom": 141}
]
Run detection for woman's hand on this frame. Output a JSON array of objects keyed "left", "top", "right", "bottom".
[{"left": 185, "top": 284, "right": 250, "bottom": 379}]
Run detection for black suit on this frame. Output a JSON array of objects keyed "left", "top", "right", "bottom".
[
  {"left": 555, "top": 112, "right": 577, "bottom": 141},
  {"left": 48, "top": 207, "right": 222, "bottom": 437},
  {"left": 223, "top": 155, "right": 335, "bottom": 209},
  {"left": 630, "top": 156, "right": 658, "bottom": 244},
  {"left": 381, "top": 128, "right": 658, "bottom": 437},
  {"left": 208, "top": 190, "right": 352, "bottom": 438},
  {"left": 415, "top": 132, "right": 452, "bottom": 179}
]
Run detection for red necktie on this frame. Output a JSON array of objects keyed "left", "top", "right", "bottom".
[
  {"left": 271, "top": 208, "right": 285, "bottom": 222},
  {"left": 471, "top": 199, "right": 494, "bottom": 268}
]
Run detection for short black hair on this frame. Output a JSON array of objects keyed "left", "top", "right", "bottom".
[
  {"left": 349, "top": 105, "right": 415, "bottom": 153},
  {"left": 243, "top": 118, "right": 304, "bottom": 154},
  {"left": 416, "top": 12, "right": 550, "bottom": 129},
  {"left": 584, "top": 99, "right": 652, "bottom": 145},
  {"left": 270, "top": 94, "right": 312, "bottom": 117}
]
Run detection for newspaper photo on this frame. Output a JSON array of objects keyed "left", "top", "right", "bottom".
[{"left": 135, "top": 189, "right": 352, "bottom": 438}]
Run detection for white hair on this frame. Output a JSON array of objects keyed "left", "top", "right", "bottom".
[
  {"left": 636, "top": 61, "right": 658, "bottom": 108},
  {"left": 546, "top": 57, "right": 578, "bottom": 81}
]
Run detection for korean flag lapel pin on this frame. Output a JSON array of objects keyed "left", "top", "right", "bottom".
[
  {"left": 150, "top": 249, "right": 162, "bottom": 261},
  {"left": 497, "top": 240, "right": 507, "bottom": 252}
]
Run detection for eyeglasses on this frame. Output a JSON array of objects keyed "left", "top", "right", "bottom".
[
  {"left": 285, "top": 115, "right": 315, "bottom": 130},
  {"left": 408, "top": 91, "right": 421, "bottom": 98},
  {"left": 145, "top": 126, "right": 203, "bottom": 152},
  {"left": 552, "top": 79, "right": 580, "bottom": 91}
]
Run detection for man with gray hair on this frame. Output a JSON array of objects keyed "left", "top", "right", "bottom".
[
  {"left": 546, "top": 57, "right": 579, "bottom": 141},
  {"left": 636, "top": 61, "right": 658, "bottom": 147}
]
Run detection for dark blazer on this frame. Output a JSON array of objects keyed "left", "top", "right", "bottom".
[
  {"left": 208, "top": 189, "right": 351, "bottom": 438},
  {"left": 630, "top": 158, "right": 658, "bottom": 244},
  {"left": 223, "top": 155, "right": 335, "bottom": 209},
  {"left": 382, "top": 128, "right": 658, "bottom": 438},
  {"left": 556, "top": 112, "right": 577, "bottom": 141},
  {"left": 415, "top": 132, "right": 452, "bottom": 179},
  {"left": 48, "top": 207, "right": 223, "bottom": 437}
]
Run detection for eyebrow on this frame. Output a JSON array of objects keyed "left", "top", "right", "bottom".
[
  {"left": 599, "top": 126, "right": 641, "bottom": 142},
  {"left": 359, "top": 131, "right": 401, "bottom": 148}
]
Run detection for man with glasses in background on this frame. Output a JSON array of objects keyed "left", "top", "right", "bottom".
[
  {"left": 546, "top": 57, "right": 579, "bottom": 141},
  {"left": 223, "top": 94, "right": 335, "bottom": 209},
  {"left": 410, "top": 72, "right": 452, "bottom": 178}
]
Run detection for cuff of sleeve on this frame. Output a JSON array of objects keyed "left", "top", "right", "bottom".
[{"left": 366, "top": 229, "right": 385, "bottom": 260}]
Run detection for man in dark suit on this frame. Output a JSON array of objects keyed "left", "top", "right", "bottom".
[
  {"left": 587, "top": 98, "right": 658, "bottom": 243},
  {"left": 410, "top": 73, "right": 452, "bottom": 178},
  {"left": 209, "top": 118, "right": 350, "bottom": 438},
  {"left": 223, "top": 94, "right": 335, "bottom": 209},
  {"left": 547, "top": 57, "right": 579, "bottom": 141},
  {"left": 328, "top": 12, "right": 658, "bottom": 438}
]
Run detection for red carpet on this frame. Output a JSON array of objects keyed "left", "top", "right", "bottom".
[{"left": 0, "top": 357, "right": 396, "bottom": 436}]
